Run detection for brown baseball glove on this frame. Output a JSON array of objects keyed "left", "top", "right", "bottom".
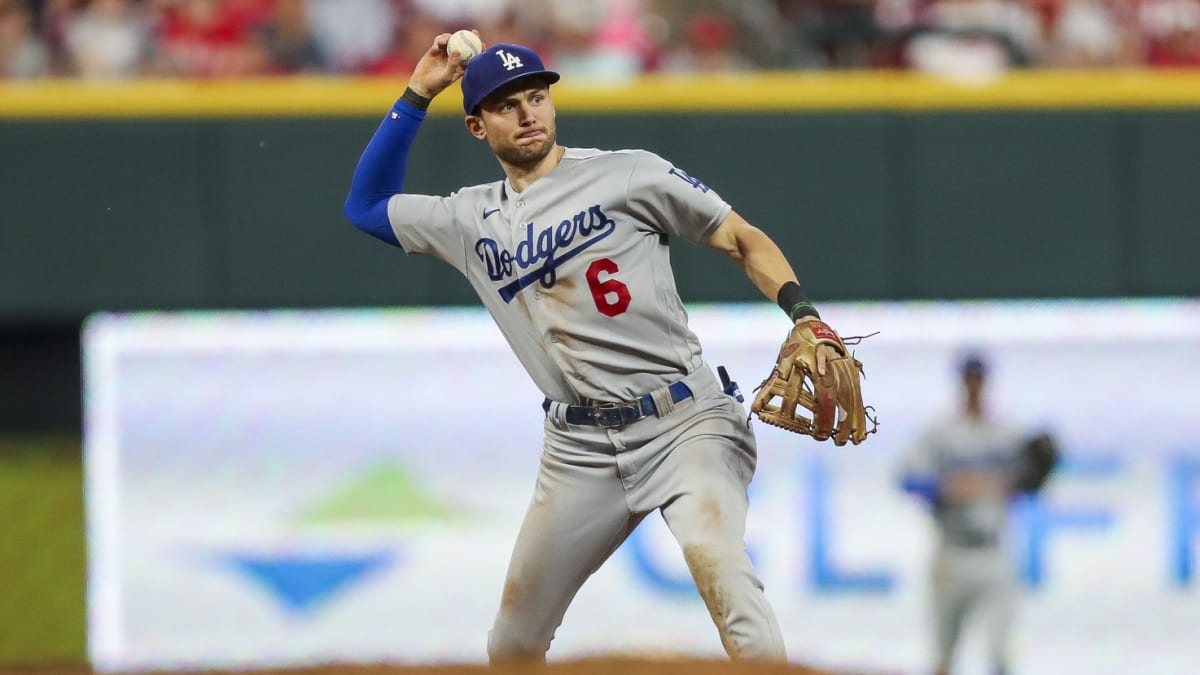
[
  {"left": 1011, "top": 432, "right": 1059, "bottom": 494},
  {"left": 750, "top": 319, "right": 877, "bottom": 445}
]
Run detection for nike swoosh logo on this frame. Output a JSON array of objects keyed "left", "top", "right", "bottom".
[{"left": 482, "top": 208, "right": 501, "bottom": 219}]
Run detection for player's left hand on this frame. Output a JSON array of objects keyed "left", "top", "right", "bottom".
[
  {"left": 797, "top": 316, "right": 841, "bottom": 377},
  {"left": 750, "top": 318, "right": 878, "bottom": 445},
  {"left": 1012, "top": 432, "right": 1059, "bottom": 494}
]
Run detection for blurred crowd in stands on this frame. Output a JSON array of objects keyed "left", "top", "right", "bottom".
[{"left": 2, "top": 0, "right": 1199, "bottom": 81}]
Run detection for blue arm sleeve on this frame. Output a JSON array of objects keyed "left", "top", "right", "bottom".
[
  {"left": 343, "top": 100, "right": 428, "bottom": 248},
  {"left": 901, "top": 475, "right": 941, "bottom": 507}
]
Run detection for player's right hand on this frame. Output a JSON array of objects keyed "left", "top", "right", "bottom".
[{"left": 408, "top": 31, "right": 480, "bottom": 100}]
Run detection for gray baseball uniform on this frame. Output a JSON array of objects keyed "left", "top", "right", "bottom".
[
  {"left": 388, "top": 148, "right": 786, "bottom": 661},
  {"left": 902, "top": 413, "right": 1025, "bottom": 674}
]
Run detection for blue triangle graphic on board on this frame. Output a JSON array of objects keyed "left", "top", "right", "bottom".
[{"left": 225, "top": 550, "right": 398, "bottom": 613}]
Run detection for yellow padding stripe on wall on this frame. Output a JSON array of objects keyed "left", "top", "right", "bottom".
[{"left": 3, "top": 70, "right": 1200, "bottom": 118}]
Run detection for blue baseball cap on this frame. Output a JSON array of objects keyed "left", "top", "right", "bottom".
[
  {"left": 461, "top": 43, "right": 560, "bottom": 115},
  {"left": 960, "top": 352, "right": 988, "bottom": 377}
]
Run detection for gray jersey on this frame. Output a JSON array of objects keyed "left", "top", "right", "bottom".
[
  {"left": 904, "top": 413, "right": 1026, "bottom": 672},
  {"left": 903, "top": 414, "right": 1025, "bottom": 548},
  {"left": 387, "top": 147, "right": 729, "bottom": 403}
]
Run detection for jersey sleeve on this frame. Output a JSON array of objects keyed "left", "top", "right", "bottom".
[
  {"left": 903, "top": 428, "right": 941, "bottom": 478},
  {"left": 387, "top": 192, "right": 468, "bottom": 270},
  {"left": 625, "top": 151, "right": 732, "bottom": 245},
  {"left": 899, "top": 427, "right": 942, "bottom": 503}
]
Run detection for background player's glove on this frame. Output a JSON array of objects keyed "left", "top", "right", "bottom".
[
  {"left": 1012, "top": 432, "right": 1059, "bottom": 493},
  {"left": 750, "top": 320, "right": 877, "bottom": 445}
]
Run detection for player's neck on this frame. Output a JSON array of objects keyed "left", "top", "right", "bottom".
[
  {"left": 965, "top": 399, "right": 984, "bottom": 419},
  {"left": 502, "top": 145, "right": 565, "bottom": 193}
]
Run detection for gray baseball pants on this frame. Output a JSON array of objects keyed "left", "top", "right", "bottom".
[{"left": 487, "top": 365, "right": 786, "bottom": 662}]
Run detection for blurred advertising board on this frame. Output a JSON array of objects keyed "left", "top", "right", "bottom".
[{"left": 84, "top": 300, "right": 1200, "bottom": 674}]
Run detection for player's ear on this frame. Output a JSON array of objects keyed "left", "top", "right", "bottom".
[{"left": 465, "top": 115, "right": 487, "bottom": 140}]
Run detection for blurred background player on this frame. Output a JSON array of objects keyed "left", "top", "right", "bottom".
[{"left": 898, "top": 351, "right": 1057, "bottom": 675}]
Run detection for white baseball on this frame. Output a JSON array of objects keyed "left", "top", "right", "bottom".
[{"left": 447, "top": 30, "right": 483, "bottom": 64}]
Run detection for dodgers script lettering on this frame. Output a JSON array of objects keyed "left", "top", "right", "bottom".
[{"left": 475, "top": 205, "right": 617, "bottom": 303}]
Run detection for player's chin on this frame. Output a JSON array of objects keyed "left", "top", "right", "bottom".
[{"left": 500, "top": 139, "right": 552, "bottom": 164}]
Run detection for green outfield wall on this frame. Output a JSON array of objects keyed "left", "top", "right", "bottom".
[
  {"left": 3, "top": 72, "right": 1200, "bottom": 319},
  {"left": 1, "top": 72, "right": 1199, "bottom": 431}
]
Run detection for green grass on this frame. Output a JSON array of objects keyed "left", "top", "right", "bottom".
[{"left": 0, "top": 435, "right": 87, "bottom": 665}]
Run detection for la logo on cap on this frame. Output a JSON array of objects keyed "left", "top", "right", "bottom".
[{"left": 497, "top": 49, "right": 524, "bottom": 71}]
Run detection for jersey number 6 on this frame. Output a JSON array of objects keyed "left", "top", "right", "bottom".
[{"left": 586, "top": 258, "right": 631, "bottom": 317}]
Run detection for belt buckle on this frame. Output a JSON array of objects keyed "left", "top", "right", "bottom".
[
  {"left": 591, "top": 401, "right": 644, "bottom": 428},
  {"left": 591, "top": 402, "right": 623, "bottom": 428}
]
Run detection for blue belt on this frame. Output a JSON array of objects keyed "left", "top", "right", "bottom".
[
  {"left": 542, "top": 381, "right": 693, "bottom": 428},
  {"left": 945, "top": 530, "right": 999, "bottom": 549}
]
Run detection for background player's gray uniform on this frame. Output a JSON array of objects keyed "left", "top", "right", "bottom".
[
  {"left": 902, "top": 413, "right": 1026, "bottom": 673},
  {"left": 387, "top": 147, "right": 786, "bottom": 660}
]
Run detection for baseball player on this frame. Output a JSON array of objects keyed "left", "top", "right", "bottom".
[
  {"left": 899, "top": 353, "right": 1053, "bottom": 675},
  {"left": 343, "top": 32, "right": 848, "bottom": 664}
]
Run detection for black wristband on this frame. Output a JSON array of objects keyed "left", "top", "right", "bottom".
[
  {"left": 400, "top": 86, "right": 432, "bottom": 112},
  {"left": 777, "top": 281, "right": 820, "bottom": 321}
]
